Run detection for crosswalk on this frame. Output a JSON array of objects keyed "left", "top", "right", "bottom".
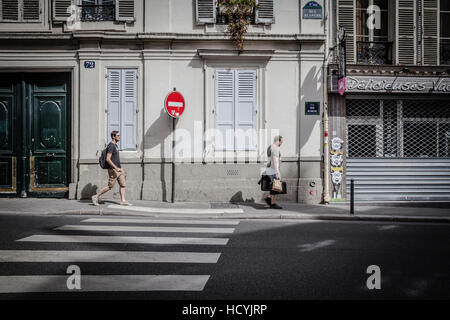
[{"left": 0, "top": 216, "right": 240, "bottom": 294}]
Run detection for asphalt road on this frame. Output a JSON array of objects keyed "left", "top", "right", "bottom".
[{"left": 0, "top": 213, "right": 449, "bottom": 300}]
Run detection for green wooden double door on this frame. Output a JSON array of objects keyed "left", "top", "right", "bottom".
[{"left": 0, "top": 73, "right": 71, "bottom": 197}]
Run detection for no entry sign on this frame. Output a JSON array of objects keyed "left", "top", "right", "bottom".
[{"left": 165, "top": 90, "right": 185, "bottom": 118}]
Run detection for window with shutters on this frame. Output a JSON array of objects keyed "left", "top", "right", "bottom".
[
  {"left": 196, "top": 0, "right": 273, "bottom": 25},
  {"left": 0, "top": 0, "right": 41, "bottom": 22},
  {"left": 440, "top": 0, "right": 450, "bottom": 65},
  {"left": 80, "top": 0, "right": 115, "bottom": 21},
  {"left": 215, "top": 69, "right": 257, "bottom": 151},
  {"left": 107, "top": 69, "right": 137, "bottom": 151},
  {"left": 52, "top": 0, "right": 134, "bottom": 23},
  {"left": 355, "top": 0, "right": 393, "bottom": 64}
]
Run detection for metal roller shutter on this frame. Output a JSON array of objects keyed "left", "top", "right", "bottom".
[{"left": 345, "top": 97, "right": 450, "bottom": 201}]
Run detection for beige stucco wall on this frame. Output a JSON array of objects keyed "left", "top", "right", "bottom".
[{"left": 0, "top": 0, "right": 326, "bottom": 203}]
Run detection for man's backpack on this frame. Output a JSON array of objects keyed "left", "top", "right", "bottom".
[{"left": 99, "top": 147, "right": 108, "bottom": 169}]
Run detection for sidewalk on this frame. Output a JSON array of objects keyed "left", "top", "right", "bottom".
[{"left": 1, "top": 198, "right": 450, "bottom": 223}]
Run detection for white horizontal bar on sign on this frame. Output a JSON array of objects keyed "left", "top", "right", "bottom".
[
  {"left": 167, "top": 101, "right": 183, "bottom": 107},
  {"left": 0, "top": 250, "right": 221, "bottom": 263},
  {"left": 54, "top": 225, "right": 235, "bottom": 234},
  {"left": 81, "top": 218, "right": 240, "bottom": 225},
  {"left": 17, "top": 235, "right": 229, "bottom": 246},
  {"left": 107, "top": 204, "right": 244, "bottom": 214},
  {"left": 0, "top": 275, "right": 210, "bottom": 293}
]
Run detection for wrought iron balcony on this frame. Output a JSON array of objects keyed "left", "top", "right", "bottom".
[
  {"left": 440, "top": 42, "right": 450, "bottom": 66},
  {"left": 80, "top": 4, "right": 115, "bottom": 22},
  {"left": 357, "top": 41, "right": 393, "bottom": 65}
]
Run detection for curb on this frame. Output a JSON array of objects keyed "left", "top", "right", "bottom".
[{"left": 0, "top": 209, "right": 449, "bottom": 223}]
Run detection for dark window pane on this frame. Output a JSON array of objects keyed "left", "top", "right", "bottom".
[
  {"left": 373, "top": 0, "right": 388, "bottom": 10},
  {"left": 374, "top": 11, "right": 389, "bottom": 38},
  {"left": 441, "top": 12, "right": 450, "bottom": 37},
  {"left": 441, "top": 39, "right": 450, "bottom": 65},
  {"left": 357, "top": 0, "right": 370, "bottom": 9},
  {"left": 356, "top": 9, "right": 369, "bottom": 36},
  {"left": 441, "top": 0, "right": 450, "bottom": 12}
]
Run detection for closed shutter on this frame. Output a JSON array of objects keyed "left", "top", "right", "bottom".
[
  {"left": 423, "top": 0, "right": 438, "bottom": 65},
  {"left": 235, "top": 70, "right": 257, "bottom": 151},
  {"left": 116, "top": 0, "right": 135, "bottom": 21},
  {"left": 107, "top": 70, "right": 122, "bottom": 149},
  {"left": 1, "top": 0, "right": 41, "bottom": 22},
  {"left": 120, "top": 69, "right": 137, "bottom": 150},
  {"left": 215, "top": 70, "right": 235, "bottom": 151},
  {"left": 255, "top": 0, "right": 274, "bottom": 24},
  {"left": 107, "top": 69, "right": 137, "bottom": 151},
  {"left": 196, "top": 0, "right": 215, "bottom": 24},
  {"left": 337, "top": 0, "right": 355, "bottom": 64},
  {"left": 397, "top": 0, "right": 416, "bottom": 65},
  {"left": 22, "top": 0, "right": 40, "bottom": 21},
  {"left": 1, "top": 0, "right": 19, "bottom": 21},
  {"left": 52, "top": 0, "right": 72, "bottom": 21}
]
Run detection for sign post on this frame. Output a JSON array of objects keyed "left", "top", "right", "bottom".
[{"left": 165, "top": 89, "right": 186, "bottom": 203}]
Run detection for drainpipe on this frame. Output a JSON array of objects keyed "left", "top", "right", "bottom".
[{"left": 322, "top": 0, "right": 331, "bottom": 204}]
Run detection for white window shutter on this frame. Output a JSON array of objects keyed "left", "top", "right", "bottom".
[
  {"left": 255, "top": 0, "right": 274, "bottom": 24},
  {"left": 1, "top": 0, "right": 20, "bottom": 21},
  {"left": 120, "top": 70, "right": 137, "bottom": 150},
  {"left": 22, "top": 0, "right": 41, "bottom": 21},
  {"left": 396, "top": 0, "right": 416, "bottom": 65},
  {"left": 337, "top": 0, "right": 355, "bottom": 64},
  {"left": 107, "top": 69, "right": 122, "bottom": 149},
  {"left": 235, "top": 70, "right": 257, "bottom": 151},
  {"left": 423, "top": 0, "right": 438, "bottom": 65},
  {"left": 196, "top": 0, "right": 215, "bottom": 24},
  {"left": 116, "top": 0, "right": 135, "bottom": 22},
  {"left": 52, "top": 0, "right": 73, "bottom": 22},
  {"left": 215, "top": 70, "right": 235, "bottom": 151}
]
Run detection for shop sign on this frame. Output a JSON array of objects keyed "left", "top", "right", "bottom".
[{"left": 330, "top": 76, "right": 450, "bottom": 94}]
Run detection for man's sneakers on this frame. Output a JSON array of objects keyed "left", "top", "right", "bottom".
[
  {"left": 91, "top": 195, "right": 99, "bottom": 206},
  {"left": 270, "top": 203, "right": 283, "bottom": 210}
]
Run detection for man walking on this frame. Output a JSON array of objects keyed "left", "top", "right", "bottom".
[
  {"left": 92, "top": 131, "right": 131, "bottom": 206},
  {"left": 264, "top": 135, "right": 284, "bottom": 209}
]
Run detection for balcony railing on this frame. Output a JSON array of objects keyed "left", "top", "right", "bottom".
[
  {"left": 440, "top": 42, "right": 450, "bottom": 65},
  {"left": 80, "top": 4, "right": 115, "bottom": 22},
  {"left": 357, "top": 41, "right": 393, "bottom": 65}
]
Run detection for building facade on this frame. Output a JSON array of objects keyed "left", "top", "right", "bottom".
[
  {"left": 329, "top": 0, "right": 450, "bottom": 201},
  {"left": 0, "top": 0, "right": 327, "bottom": 203}
]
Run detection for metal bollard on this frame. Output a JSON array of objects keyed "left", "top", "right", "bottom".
[{"left": 350, "top": 179, "right": 354, "bottom": 215}]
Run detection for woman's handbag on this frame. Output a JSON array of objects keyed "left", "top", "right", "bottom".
[{"left": 272, "top": 179, "right": 283, "bottom": 193}]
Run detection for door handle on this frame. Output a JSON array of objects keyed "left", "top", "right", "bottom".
[{"left": 45, "top": 153, "right": 55, "bottom": 159}]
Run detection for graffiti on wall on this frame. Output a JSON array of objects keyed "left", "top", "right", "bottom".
[{"left": 330, "top": 137, "right": 344, "bottom": 199}]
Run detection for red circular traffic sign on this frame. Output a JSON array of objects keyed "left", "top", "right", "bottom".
[{"left": 165, "top": 91, "right": 185, "bottom": 118}]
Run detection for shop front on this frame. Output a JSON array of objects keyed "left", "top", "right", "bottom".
[{"left": 329, "top": 74, "right": 450, "bottom": 201}]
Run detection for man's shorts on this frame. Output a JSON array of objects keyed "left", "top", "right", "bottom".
[{"left": 107, "top": 169, "right": 126, "bottom": 189}]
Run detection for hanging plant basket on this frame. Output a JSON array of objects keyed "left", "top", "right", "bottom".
[{"left": 218, "top": 0, "right": 258, "bottom": 51}]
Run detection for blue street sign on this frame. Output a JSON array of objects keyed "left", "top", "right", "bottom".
[{"left": 303, "top": 1, "right": 323, "bottom": 19}]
